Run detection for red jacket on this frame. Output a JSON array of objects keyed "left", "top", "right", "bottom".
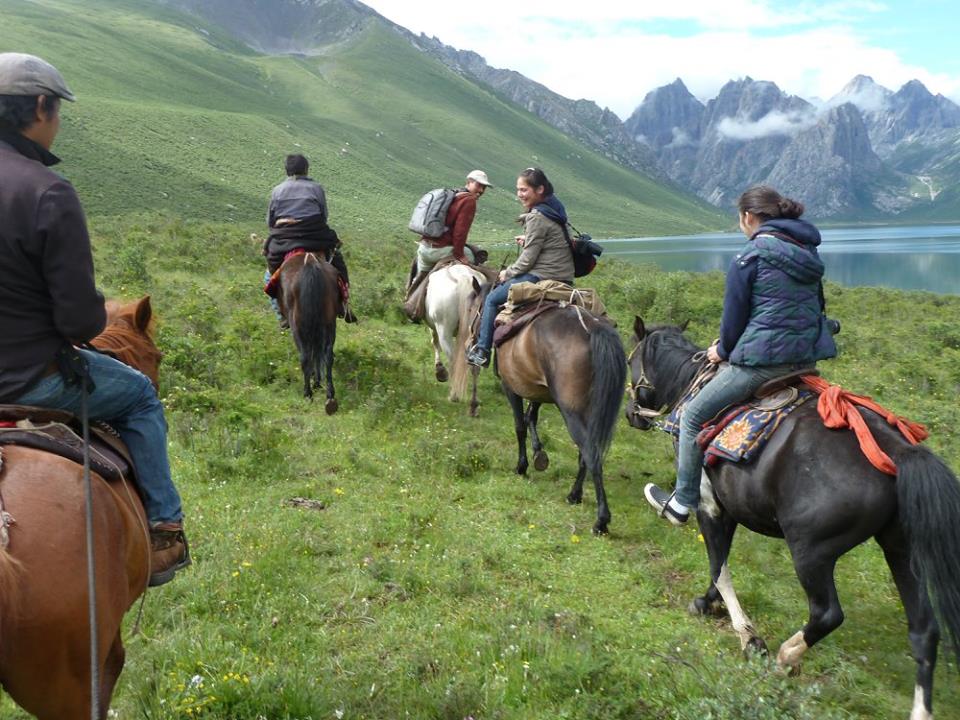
[{"left": 425, "top": 191, "right": 476, "bottom": 259}]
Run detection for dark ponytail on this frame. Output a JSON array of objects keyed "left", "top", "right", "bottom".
[
  {"left": 518, "top": 167, "right": 554, "bottom": 196},
  {"left": 737, "top": 186, "right": 804, "bottom": 220}
]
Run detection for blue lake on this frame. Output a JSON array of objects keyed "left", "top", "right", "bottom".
[{"left": 601, "top": 225, "right": 960, "bottom": 295}]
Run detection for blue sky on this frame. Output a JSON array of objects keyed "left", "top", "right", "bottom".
[{"left": 362, "top": 0, "right": 960, "bottom": 119}]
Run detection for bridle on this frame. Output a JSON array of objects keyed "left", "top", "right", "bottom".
[{"left": 625, "top": 337, "right": 711, "bottom": 428}]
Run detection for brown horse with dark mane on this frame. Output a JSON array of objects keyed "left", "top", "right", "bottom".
[
  {"left": 458, "top": 281, "right": 626, "bottom": 534},
  {"left": 278, "top": 252, "right": 340, "bottom": 412},
  {"left": 0, "top": 297, "right": 156, "bottom": 719}
]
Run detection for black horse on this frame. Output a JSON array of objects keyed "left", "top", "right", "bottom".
[
  {"left": 625, "top": 317, "right": 960, "bottom": 719},
  {"left": 462, "top": 281, "right": 626, "bottom": 534}
]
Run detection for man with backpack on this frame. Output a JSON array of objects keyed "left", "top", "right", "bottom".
[{"left": 403, "top": 170, "right": 492, "bottom": 321}]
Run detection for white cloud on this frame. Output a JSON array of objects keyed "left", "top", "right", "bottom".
[
  {"left": 665, "top": 127, "right": 697, "bottom": 148},
  {"left": 716, "top": 110, "right": 818, "bottom": 140},
  {"left": 363, "top": 1, "right": 960, "bottom": 119}
]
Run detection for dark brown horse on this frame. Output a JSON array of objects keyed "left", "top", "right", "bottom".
[
  {"left": 0, "top": 297, "right": 157, "bottom": 719},
  {"left": 625, "top": 318, "right": 960, "bottom": 719},
  {"left": 278, "top": 252, "right": 340, "bottom": 412},
  {"left": 460, "top": 281, "right": 626, "bottom": 534}
]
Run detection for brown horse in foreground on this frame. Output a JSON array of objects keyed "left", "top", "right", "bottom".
[
  {"left": 0, "top": 297, "right": 157, "bottom": 719},
  {"left": 457, "top": 281, "right": 626, "bottom": 534},
  {"left": 278, "top": 252, "right": 340, "bottom": 412}
]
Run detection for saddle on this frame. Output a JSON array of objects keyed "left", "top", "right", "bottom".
[
  {"left": 403, "top": 253, "right": 498, "bottom": 322},
  {"left": 662, "top": 371, "right": 820, "bottom": 467},
  {"left": 492, "top": 280, "right": 611, "bottom": 348},
  {"left": 0, "top": 405, "right": 135, "bottom": 484}
]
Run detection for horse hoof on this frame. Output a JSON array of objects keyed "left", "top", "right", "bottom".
[
  {"left": 533, "top": 450, "right": 549, "bottom": 471},
  {"left": 745, "top": 637, "right": 769, "bottom": 657},
  {"left": 325, "top": 398, "right": 339, "bottom": 415},
  {"left": 592, "top": 522, "right": 609, "bottom": 536},
  {"left": 516, "top": 461, "right": 528, "bottom": 476},
  {"left": 469, "top": 404, "right": 479, "bottom": 418},
  {"left": 689, "top": 598, "right": 727, "bottom": 618},
  {"left": 566, "top": 493, "right": 582, "bottom": 505},
  {"left": 435, "top": 366, "right": 448, "bottom": 383}
]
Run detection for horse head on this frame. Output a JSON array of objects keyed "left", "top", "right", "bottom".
[
  {"left": 93, "top": 295, "right": 162, "bottom": 389},
  {"left": 625, "top": 316, "right": 697, "bottom": 430}
]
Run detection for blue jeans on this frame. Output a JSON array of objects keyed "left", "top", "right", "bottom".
[
  {"left": 15, "top": 348, "right": 183, "bottom": 524},
  {"left": 475, "top": 274, "right": 540, "bottom": 351},
  {"left": 264, "top": 269, "right": 282, "bottom": 319},
  {"left": 675, "top": 361, "right": 812, "bottom": 509}
]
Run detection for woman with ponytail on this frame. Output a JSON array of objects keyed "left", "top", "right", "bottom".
[{"left": 645, "top": 186, "right": 837, "bottom": 525}]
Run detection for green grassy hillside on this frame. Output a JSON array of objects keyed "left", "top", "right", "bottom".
[
  {"left": 0, "top": 0, "right": 723, "bottom": 239},
  {"left": 3, "top": 2, "right": 959, "bottom": 719}
]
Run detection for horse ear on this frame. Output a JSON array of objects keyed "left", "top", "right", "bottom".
[
  {"left": 471, "top": 277, "right": 482, "bottom": 294},
  {"left": 679, "top": 319, "right": 690, "bottom": 332},
  {"left": 633, "top": 316, "right": 646, "bottom": 340},
  {"left": 134, "top": 295, "right": 153, "bottom": 331}
]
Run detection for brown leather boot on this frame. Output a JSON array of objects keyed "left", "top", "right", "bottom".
[
  {"left": 403, "top": 271, "right": 429, "bottom": 322},
  {"left": 149, "top": 522, "right": 191, "bottom": 587}
]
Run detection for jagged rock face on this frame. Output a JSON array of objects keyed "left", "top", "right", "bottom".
[
  {"left": 624, "top": 79, "right": 703, "bottom": 150},
  {"left": 870, "top": 80, "right": 960, "bottom": 148},
  {"left": 632, "top": 74, "right": 960, "bottom": 217},
  {"left": 766, "top": 104, "right": 883, "bottom": 216},
  {"left": 154, "top": 0, "right": 374, "bottom": 54},
  {"left": 690, "top": 79, "right": 815, "bottom": 208}
]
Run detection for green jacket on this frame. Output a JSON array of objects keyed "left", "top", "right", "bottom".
[{"left": 505, "top": 210, "right": 574, "bottom": 283}]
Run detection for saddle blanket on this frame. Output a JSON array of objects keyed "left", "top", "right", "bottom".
[
  {"left": 662, "top": 387, "right": 813, "bottom": 467},
  {"left": 263, "top": 249, "right": 307, "bottom": 297}
]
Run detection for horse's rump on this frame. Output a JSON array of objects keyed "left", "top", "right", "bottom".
[{"left": 496, "top": 307, "right": 596, "bottom": 407}]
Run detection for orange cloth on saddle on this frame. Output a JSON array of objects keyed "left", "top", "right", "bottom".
[
  {"left": 801, "top": 375, "right": 928, "bottom": 475},
  {"left": 264, "top": 249, "right": 306, "bottom": 297}
]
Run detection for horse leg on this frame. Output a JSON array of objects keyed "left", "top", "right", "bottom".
[
  {"left": 293, "top": 329, "right": 313, "bottom": 400},
  {"left": 504, "top": 385, "right": 528, "bottom": 475},
  {"left": 526, "top": 402, "right": 549, "bottom": 471},
  {"left": 431, "top": 326, "right": 448, "bottom": 383},
  {"left": 777, "top": 546, "right": 845, "bottom": 675},
  {"left": 99, "top": 632, "right": 126, "bottom": 718},
  {"left": 324, "top": 332, "right": 338, "bottom": 415},
  {"left": 695, "top": 509, "right": 767, "bottom": 654},
  {"left": 566, "top": 451, "right": 586, "bottom": 505},
  {"left": 468, "top": 365, "right": 480, "bottom": 417},
  {"left": 876, "top": 526, "right": 939, "bottom": 720}
]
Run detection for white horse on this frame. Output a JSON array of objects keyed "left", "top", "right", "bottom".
[{"left": 424, "top": 263, "right": 487, "bottom": 403}]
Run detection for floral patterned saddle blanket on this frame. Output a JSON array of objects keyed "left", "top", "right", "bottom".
[{"left": 662, "top": 385, "right": 814, "bottom": 467}]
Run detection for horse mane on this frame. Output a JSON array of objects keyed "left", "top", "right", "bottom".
[
  {"left": 91, "top": 298, "right": 162, "bottom": 388},
  {"left": 640, "top": 325, "right": 703, "bottom": 407}
]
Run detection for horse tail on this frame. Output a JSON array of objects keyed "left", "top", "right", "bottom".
[
  {"left": 585, "top": 322, "right": 627, "bottom": 471},
  {"left": 298, "top": 254, "right": 334, "bottom": 379},
  {"left": 896, "top": 444, "right": 960, "bottom": 663},
  {"left": 449, "top": 273, "right": 479, "bottom": 402}
]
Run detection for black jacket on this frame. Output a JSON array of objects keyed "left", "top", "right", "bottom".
[{"left": 0, "top": 133, "right": 105, "bottom": 399}]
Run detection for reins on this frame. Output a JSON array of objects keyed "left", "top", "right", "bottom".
[
  {"left": 625, "top": 337, "right": 711, "bottom": 428},
  {"left": 78, "top": 361, "right": 101, "bottom": 720}
]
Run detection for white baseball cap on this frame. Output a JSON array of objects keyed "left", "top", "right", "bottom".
[
  {"left": 0, "top": 53, "right": 75, "bottom": 101},
  {"left": 466, "top": 169, "right": 493, "bottom": 187}
]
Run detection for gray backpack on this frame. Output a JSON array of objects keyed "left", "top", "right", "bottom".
[{"left": 408, "top": 188, "right": 458, "bottom": 238}]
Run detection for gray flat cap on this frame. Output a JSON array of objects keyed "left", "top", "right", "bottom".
[{"left": 0, "top": 53, "right": 75, "bottom": 101}]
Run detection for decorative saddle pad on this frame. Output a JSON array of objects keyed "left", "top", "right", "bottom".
[
  {"left": 0, "top": 405, "right": 135, "bottom": 483},
  {"left": 662, "top": 386, "right": 813, "bottom": 467}
]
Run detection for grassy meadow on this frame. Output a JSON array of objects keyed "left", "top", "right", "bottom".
[
  {"left": 2, "top": 0, "right": 960, "bottom": 717},
  {"left": 3, "top": 213, "right": 959, "bottom": 719}
]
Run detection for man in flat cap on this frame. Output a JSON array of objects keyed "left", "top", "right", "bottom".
[{"left": 0, "top": 53, "right": 190, "bottom": 586}]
